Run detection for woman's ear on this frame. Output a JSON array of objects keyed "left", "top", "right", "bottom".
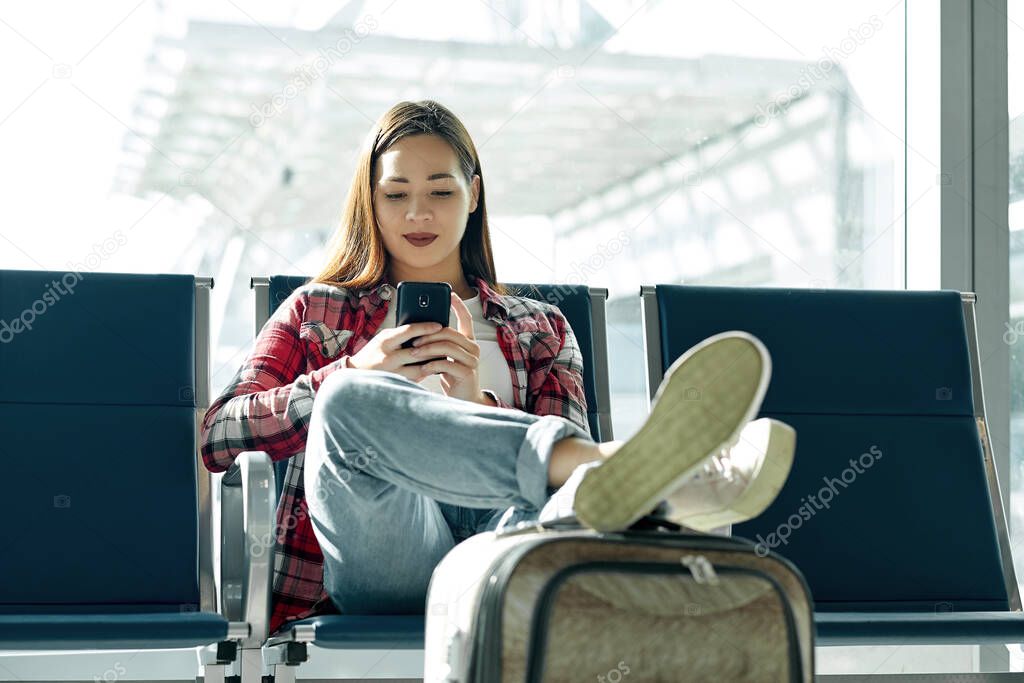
[{"left": 469, "top": 174, "right": 480, "bottom": 213}]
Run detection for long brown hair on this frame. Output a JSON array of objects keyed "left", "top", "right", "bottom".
[{"left": 311, "top": 100, "right": 509, "bottom": 296}]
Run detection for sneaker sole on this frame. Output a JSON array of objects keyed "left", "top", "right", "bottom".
[
  {"left": 672, "top": 417, "right": 796, "bottom": 532},
  {"left": 574, "top": 331, "right": 771, "bottom": 532}
]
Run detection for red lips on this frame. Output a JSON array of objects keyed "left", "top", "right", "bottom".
[{"left": 404, "top": 233, "right": 438, "bottom": 246}]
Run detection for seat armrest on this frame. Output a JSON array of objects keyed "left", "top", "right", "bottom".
[{"left": 221, "top": 451, "right": 276, "bottom": 647}]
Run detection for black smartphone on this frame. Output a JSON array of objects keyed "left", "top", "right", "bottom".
[{"left": 394, "top": 281, "right": 452, "bottom": 366}]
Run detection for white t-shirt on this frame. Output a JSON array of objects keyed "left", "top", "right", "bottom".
[{"left": 375, "top": 286, "right": 516, "bottom": 406}]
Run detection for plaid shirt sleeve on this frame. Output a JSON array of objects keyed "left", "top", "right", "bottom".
[
  {"left": 199, "top": 290, "right": 349, "bottom": 473},
  {"left": 486, "top": 306, "right": 589, "bottom": 436},
  {"left": 530, "top": 308, "right": 590, "bottom": 433}
]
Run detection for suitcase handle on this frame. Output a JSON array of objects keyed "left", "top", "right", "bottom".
[{"left": 526, "top": 514, "right": 685, "bottom": 533}]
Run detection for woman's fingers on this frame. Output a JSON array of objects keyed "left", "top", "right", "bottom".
[
  {"left": 411, "top": 327, "right": 480, "bottom": 356},
  {"left": 410, "top": 340, "right": 478, "bottom": 368},
  {"left": 449, "top": 293, "right": 475, "bottom": 341},
  {"left": 387, "top": 321, "right": 444, "bottom": 350},
  {"left": 391, "top": 364, "right": 426, "bottom": 382},
  {"left": 420, "top": 356, "right": 472, "bottom": 380}
]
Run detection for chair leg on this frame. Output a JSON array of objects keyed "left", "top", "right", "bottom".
[
  {"left": 270, "top": 663, "right": 298, "bottom": 683},
  {"left": 263, "top": 642, "right": 308, "bottom": 683},
  {"left": 196, "top": 664, "right": 227, "bottom": 683},
  {"left": 237, "top": 647, "right": 266, "bottom": 683},
  {"left": 197, "top": 641, "right": 238, "bottom": 683}
]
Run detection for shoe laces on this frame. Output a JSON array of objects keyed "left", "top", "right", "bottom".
[{"left": 691, "top": 445, "right": 736, "bottom": 482}]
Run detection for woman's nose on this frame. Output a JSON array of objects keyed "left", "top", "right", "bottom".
[{"left": 406, "top": 198, "right": 432, "bottom": 222}]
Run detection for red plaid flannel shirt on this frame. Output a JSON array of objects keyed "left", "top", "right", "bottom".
[{"left": 200, "top": 276, "right": 589, "bottom": 636}]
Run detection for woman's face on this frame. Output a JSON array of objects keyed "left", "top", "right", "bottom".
[{"left": 372, "top": 134, "right": 480, "bottom": 276}]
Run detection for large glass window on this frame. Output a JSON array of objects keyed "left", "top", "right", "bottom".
[
  {"left": 565, "top": 1, "right": 909, "bottom": 436},
  {"left": 1007, "top": 0, "right": 1024, "bottom": 591},
  {"left": 0, "top": 1, "right": 907, "bottom": 426}
]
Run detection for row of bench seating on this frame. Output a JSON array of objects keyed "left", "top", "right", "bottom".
[{"left": 0, "top": 268, "right": 1020, "bottom": 683}]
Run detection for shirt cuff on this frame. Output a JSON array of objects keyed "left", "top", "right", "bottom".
[
  {"left": 482, "top": 388, "right": 513, "bottom": 409},
  {"left": 308, "top": 355, "right": 352, "bottom": 391}
]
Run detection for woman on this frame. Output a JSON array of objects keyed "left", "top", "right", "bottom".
[{"left": 200, "top": 100, "right": 794, "bottom": 636}]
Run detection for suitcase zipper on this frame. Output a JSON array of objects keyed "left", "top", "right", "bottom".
[
  {"left": 681, "top": 554, "right": 719, "bottom": 584},
  {"left": 524, "top": 558, "right": 803, "bottom": 683},
  {"left": 468, "top": 533, "right": 810, "bottom": 683}
]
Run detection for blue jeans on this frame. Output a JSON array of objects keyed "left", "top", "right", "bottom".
[{"left": 303, "top": 368, "right": 594, "bottom": 614}]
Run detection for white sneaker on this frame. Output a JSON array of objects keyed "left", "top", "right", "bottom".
[
  {"left": 574, "top": 330, "right": 775, "bottom": 532},
  {"left": 665, "top": 417, "right": 795, "bottom": 532}
]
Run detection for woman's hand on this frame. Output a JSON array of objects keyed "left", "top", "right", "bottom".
[
  {"left": 348, "top": 320, "right": 444, "bottom": 381},
  {"left": 409, "top": 292, "right": 487, "bottom": 404}
]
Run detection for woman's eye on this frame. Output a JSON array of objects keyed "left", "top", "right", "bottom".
[
  {"left": 433, "top": 191, "right": 453, "bottom": 197},
  {"left": 384, "top": 193, "right": 405, "bottom": 200}
]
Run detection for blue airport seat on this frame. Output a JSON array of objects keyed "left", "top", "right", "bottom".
[
  {"left": 269, "top": 614, "right": 426, "bottom": 649},
  {"left": 640, "top": 284, "right": 1024, "bottom": 646},
  {"left": 244, "top": 275, "right": 613, "bottom": 665},
  {"left": 0, "top": 269, "right": 249, "bottom": 667}
]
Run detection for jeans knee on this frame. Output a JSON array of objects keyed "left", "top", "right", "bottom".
[{"left": 313, "top": 368, "right": 386, "bottom": 421}]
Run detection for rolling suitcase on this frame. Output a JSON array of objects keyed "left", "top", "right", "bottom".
[{"left": 424, "top": 522, "right": 814, "bottom": 683}]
